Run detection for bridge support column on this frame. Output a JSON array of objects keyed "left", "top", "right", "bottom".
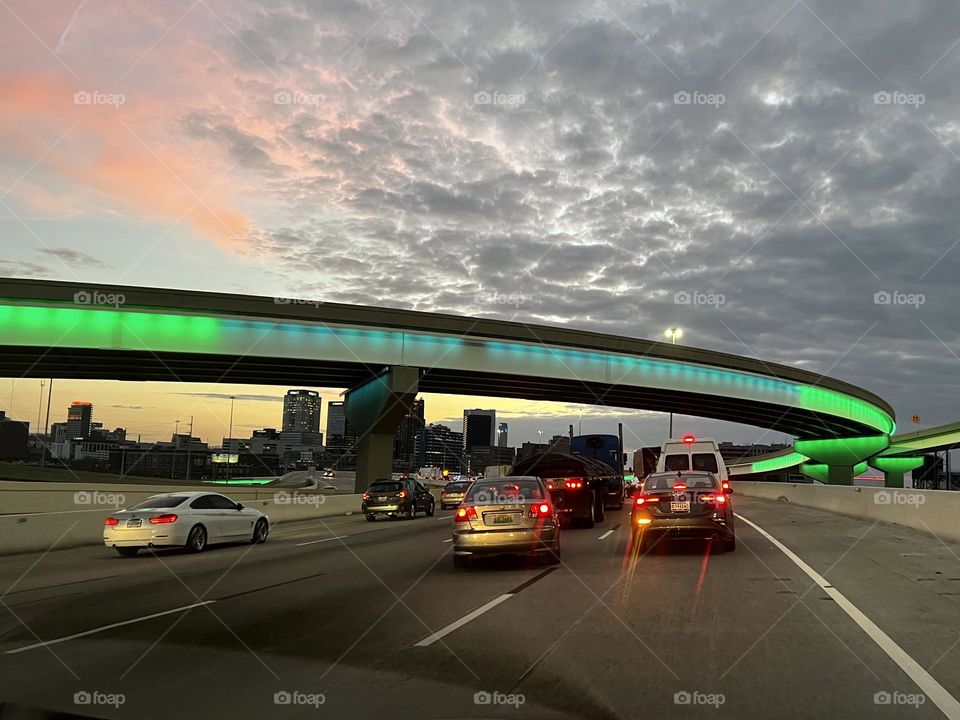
[
  {"left": 872, "top": 456, "right": 924, "bottom": 488},
  {"left": 345, "top": 366, "right": 420, "bottom": 493},
  {"left": 801, "top": 462, "right": 866, "bottom": 485},
  {"left": 794, "top": 436, "right": 889, "bottom": 486}
]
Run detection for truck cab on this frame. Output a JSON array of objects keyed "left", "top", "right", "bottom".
[{"left": 656, "top": 435, "right": 729, "bottom": 483}]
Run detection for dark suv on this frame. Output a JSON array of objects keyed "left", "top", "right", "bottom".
[
  {"left": 362, "top": 478, "right": 435, "bottom": 521},
  {"left": 631, "top": 471, "right": 735, "bottom": 552}
]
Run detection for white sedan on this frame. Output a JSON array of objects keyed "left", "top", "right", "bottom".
[{"left": 104, "top": 492, "right": 269, "bottom": 557}]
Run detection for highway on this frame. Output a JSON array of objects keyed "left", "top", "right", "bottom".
[{"left": 1, "top": 497, "right": 959, "bottom": 719}]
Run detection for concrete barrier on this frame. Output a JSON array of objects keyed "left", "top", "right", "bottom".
[
  {"left": 732, "top": 481, "right": 960, "bottom": 544},
  {"left": 0, "top": 481, "right": 373, "bottom": 555}
]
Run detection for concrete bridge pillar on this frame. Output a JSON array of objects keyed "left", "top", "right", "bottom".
[
  {"left": 801, "top": 462, "right": 867, "bottom": 484},
  {"left": 345, "top": 366, "right": 420, "bottom": 493},
  {"left": 872, "top": 456, "right": 924, "bottom": 488},
  {"left": 794, "top": 436, "right": 890, "bottom": 486}
]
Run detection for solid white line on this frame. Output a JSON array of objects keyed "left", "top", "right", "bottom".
[
  {"left": 442, "top": 539, "right": 453, "bottom": 543},
  {"left": 598, "top": 529, "right": 616, "bottom": 540},
  {"left": 4, "top": 601, "right": 215, "bottom": 654},
  {"left": 736, "top": 513, "right": 960, "bottom": 720},
  {"left": 296, "top": 536, "right": 348, "bottom": 547},
  {"left": 414, "top": 594, "right": 513, "bottom": 647}
]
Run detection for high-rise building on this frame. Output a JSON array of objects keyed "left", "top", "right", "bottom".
[
  {"left": 282, "top": 389, "right": 321, "bottom": 433},
  {"left": 0, "top": 410, "right": 28, "bottom": 460},
  {"left": 326, "top": 401, "right": 347, "bottom": 438},
  {"left": 497, "top": 422, "right": 509, "bottom": 447},
  {"left": 462, "top": 409, "right": 495, "bottom": 454},
  {"left": 417, "top": 423, "right": 465, "bottom": 473},
  {"left": 325, "top": 401, "right": 357, "bottom": 469},
  {"left": 393, "top": 398, "right": 425, "bottom": 472},
  {"left": 66, "top": 402, "right": 93, "bottom": 439}
]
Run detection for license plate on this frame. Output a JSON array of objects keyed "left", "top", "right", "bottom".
[
  {"left": 670, "top": 501, "right": 690, "bottom": 513},
  {"left": 492, "top": 514, "right": 514, "bottom": 525},
  {"left": 126, "top": 518, "right": 142, "bottom": 528},
  {"left": 378, "top": 496, "right": 386, "bottom": 501}
]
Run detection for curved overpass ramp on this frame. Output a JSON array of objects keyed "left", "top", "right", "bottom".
[{"left": 0, "top": 279, "right": 894, "bottom": 445}]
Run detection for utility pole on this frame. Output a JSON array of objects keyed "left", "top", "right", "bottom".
[
  {"left": 40, "top": 379, "right": 53, "bottom": 468},
  {"left": 36, "top": 380, "right": 45, "bottom": 435}
]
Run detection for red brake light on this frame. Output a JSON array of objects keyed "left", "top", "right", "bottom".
[
  {"left": 529, "top": 502, "right": 551, "bottom": 517},
  {"left": 565, "top": 479, "right": 584, "bottom": 490},
  {"left": 104, "top": 517, "right": 119, "bottom": 526},
  {"left": 682, "top": 434, "right": 696, "bottom": 444},
  {"left": 673, "top": 483, "right": 686, "bottom": 491},
  {"left": 149, "top": 514, "right": 178, "bottom": 524},
  {"left": 714, "top": 494, "right": 727, "bottom": 505},
  {"left": 455, "top": 506, "right": 478, "bottom": 522},
  {"left": 362, "top": 492, "right": 370, "bottom": 500}
]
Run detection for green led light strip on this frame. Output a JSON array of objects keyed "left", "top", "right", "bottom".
[
  {"left": 749, "top": 452, "right": 809, "bottom": 473},
  {"left": 0, "top": 301, "right": 896, "bottom": 435}
]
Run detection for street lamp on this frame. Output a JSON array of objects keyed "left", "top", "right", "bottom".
[
  {"left": 664, "top": 328, "right": 683, "bottom": 438},
  {"left": 538, "top": 429, "right": 544, "bottom": 444}
]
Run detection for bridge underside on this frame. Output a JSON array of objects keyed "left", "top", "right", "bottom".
[{"left": 0, "top": 346, "right": 874, "bottom": 439}]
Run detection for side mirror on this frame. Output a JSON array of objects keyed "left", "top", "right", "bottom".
[{"left": 236, "top": 503, "right": 244, "bottom": 510}]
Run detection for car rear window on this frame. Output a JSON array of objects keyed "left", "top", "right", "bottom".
[
  {"left": 466, "top": 480, "right": 544, "bottom": 503},
  {"left": 128, "top": 495, "right": 188, "bottom": 510},
  {"left": 445, "top": 482, "right": 469, "bottom": 491},
  {"left": 692, "top": 453, "right": 719, "bottom": 473},
  {"left": 663, "top": 454, "right": 689, "bottom": 471},
  {"left": 644, "top": 474, "right": 717, "bottom": 491},
  {"left": 368, "top": 481, "right": 402, "bottom": 492}
]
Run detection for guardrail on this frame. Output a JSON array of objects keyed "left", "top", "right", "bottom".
[
  {"left": 0, "top": 481, "right": 370, "bottom": 555},
  {"left": 732, "top": 481, "right": 960, "bottom": 544}
]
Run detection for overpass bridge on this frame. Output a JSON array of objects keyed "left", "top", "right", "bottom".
[
  {"left": 728, "top": 421, "right": 960, "bottom": 487},
  {"left": 0, "top": 278, "right": 897, "bottom": 489}
]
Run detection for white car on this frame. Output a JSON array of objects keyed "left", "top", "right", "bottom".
[{"left": 104, "top": 492, "right": 269, "bottom": 557}]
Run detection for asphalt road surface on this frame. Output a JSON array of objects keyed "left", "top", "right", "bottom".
[{"left": 1, "top": 496, "right": 959, "bottom": 719}]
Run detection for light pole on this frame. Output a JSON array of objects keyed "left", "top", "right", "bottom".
[
  {"left": 227, "top": 396, "right": 236, "bottom": 479},
  {"left": 538, "top": 429, "right": 544, "bottom": 445},
  {"left": 664, "top": 327, "right": 683, "bottom": 438}
]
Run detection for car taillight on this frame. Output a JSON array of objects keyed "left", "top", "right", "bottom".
[
  {"left": 546, "top": 481, "right": 555, "bottom": 490},
  {"left": 565, "top": 479, "right": 584, "bottom": 490},
  {"left": 673, "top": 483, "right": 686, "bottom": 491},
  {"left": 398, "top": 490, "right": 408, "bottom": 498},
  {"left": 104, "top": 517, "right": 119, "bottom": 526},
  {"left": 635, "top": 495, "right": 657, "bottom": 505},
  {"left": 714, "top": 494, "right": 727, "bottom": 505},
  {"left": 362, "top": 492, "right": 370, "bottom": 499},
  {"left": 700, "top": 494, "right": 727, "bottom": 505},
  {"left": 149, "top": 514, "right": 178, "bottom": 524},
  {"left": 455, "top": 506, "right": 478, "bottom": 522},
  {"left": 528, "top": 503, "right": 551, "bottom": 517}
]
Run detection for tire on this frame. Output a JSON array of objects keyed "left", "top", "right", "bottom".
[
  {"left": 407, "top": 502, "right": 416, "bottom": 520},
  {"left": 185, "top": 524, "right": 207, "bottom": 553},
  {"left": 115, "top": 547, "right": 139, "bottom": 558},
  {"left": 251, "top": 518, "right": 268, "bottom": 544},
  {"left": 365, "top": 513, "right": 376, "bottom": 522},
  {"left": 453, "top": 554, "right": 470, "bottom": 569},
  {"left": 595, "top": 491, "right": 605, "bottom": 523},
  {"left": 426, "top": 500, "right": 435, "bottom": 517},
  {"left": 724, "top": 535, "right": 736, "bottom": 553},
  {"left": 581, "top": 491, "right": 596, "bottom": 528}
]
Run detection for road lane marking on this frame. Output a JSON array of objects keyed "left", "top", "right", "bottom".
[
  {"left": 4, "top": 601, "right": 215, "bottom": 654},
  {"left": 598, "top": 524, "right": 620, "bottom": 540},
  {"left": 414, "top": 568, "right": 556, "bottom": 647},
  {"left": 736, "top": 513, "right": 960, "bottom": 720},
  {"left": 296, "top": 536, "right": 348, "bottom": 547},
  {"left": 442, "top": 539, "right": 453, "bottom": 543}
]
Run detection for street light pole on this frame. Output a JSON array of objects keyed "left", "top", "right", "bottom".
[
  {"left": 227, "top": 396, "right": 236, "bottom": 480},
  {"left": 664, "top": 327, "right": 683, "bottom": 438}
]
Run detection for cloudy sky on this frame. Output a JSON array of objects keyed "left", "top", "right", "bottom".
[{"left": 1, "top": 0, "right": 959, "bottom": 451}]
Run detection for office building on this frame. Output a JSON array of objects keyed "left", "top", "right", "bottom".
[
  {"left": 497, "top": 422, "right": 509, "bottom": 447},
  {"left": 462, "top": 409, "right": 496, "bottom": 454},
  {"left": 394, "top": 398, "right": 425, "bottom": 472},
  {"left": 282, "top": 389, "right": 321, "bottom": 433},
  {"left": 325, "top": 401, "right": 358, "bottom": 469},
  {"left": 66, "top": 401, "right": 93, "bottom": 439},
  {"left": 417, "top": 423, "right": 465, "bottom": 474}
]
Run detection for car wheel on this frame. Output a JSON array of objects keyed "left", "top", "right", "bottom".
[
  {"left": 115, "top": 547, "right": 139, "bottom": 558},
  {"left": 453, "top": 554, "right": 470, "bottom": 569},
  {"left": 251, "top": 518, "right": 268, "bottom": 544},
  {"left": 407, "top": 502, "right": 416, "bottom": 520},
  {"left": 581, "top": 492, "right": 596, "bottom": 528},
  {"left": 426, "top": 500, "right": 435, "bottom": 517},
  {"left": 185, "top": 524, "right": 207, "bottom": 553},
  {"left": 365, "top": 513, "right": 376, "bottom": 522}
]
